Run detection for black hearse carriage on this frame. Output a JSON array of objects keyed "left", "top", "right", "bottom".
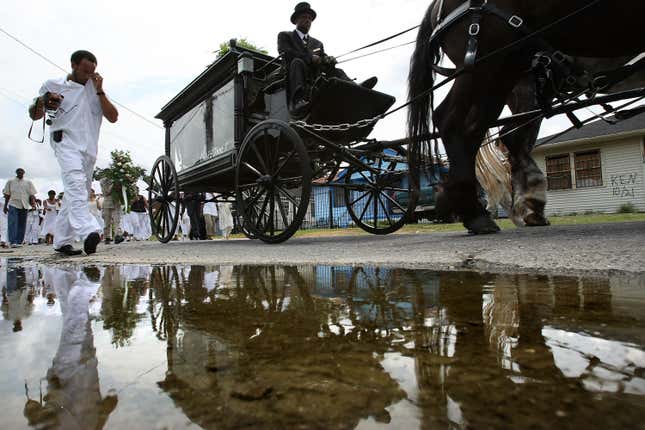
[{"left": 150, "top": 41, "right": 419, "bottom": 244}]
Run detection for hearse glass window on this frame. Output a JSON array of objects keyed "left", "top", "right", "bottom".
[
  {"left": 170, "top": 80, "right": 235, "bottom": 171},
  {"left": 209, "top": 80, "right": 235, "bottom": 158}
]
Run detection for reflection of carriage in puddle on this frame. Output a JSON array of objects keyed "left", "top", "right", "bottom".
[{"left": 144, "top": 266, "right": 645, "bottom": 428}]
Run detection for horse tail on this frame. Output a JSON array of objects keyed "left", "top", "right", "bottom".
[
  {"left": 408, "top": 2, "right": 441, "bottom": 160},
  {"left": 475, "top": 136, "right": 524, "bottom": 226}
]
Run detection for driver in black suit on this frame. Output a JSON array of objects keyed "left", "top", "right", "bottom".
[{"left": 278, "top": 2, "right": 377, "bottom": 113}]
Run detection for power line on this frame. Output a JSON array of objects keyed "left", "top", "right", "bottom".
[
  {"left": 0, "top": 88, "right": 28, "bottom": 108},
  {"left": 0, "top": 25, "right": 163, "bottom": 130}
]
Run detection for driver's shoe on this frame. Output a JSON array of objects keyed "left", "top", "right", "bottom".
[{"left": 359, "top": 76, "right": 378, "bottom": 89}]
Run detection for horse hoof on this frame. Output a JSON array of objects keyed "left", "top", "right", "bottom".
[
  {"left": 465, "top": 216, "right": 501, "bottom": 235},
  {"left": 524, "top": 213, "right": 550, "bottom": 227}
]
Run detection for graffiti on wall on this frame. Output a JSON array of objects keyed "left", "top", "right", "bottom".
[{"left": 611, "top": 173, "right": 638, "bottom": 198}]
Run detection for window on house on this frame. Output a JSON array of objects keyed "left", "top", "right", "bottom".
[
  {"left": 546, "top": 154, "right": 572, "bottom": 190},
  {"left": 575, "top": 150, "right": 602, "bottom": 188}
]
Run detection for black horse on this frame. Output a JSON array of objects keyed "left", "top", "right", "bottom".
[{"left": 408, "top": 0, "right": 644, "bottom": 234}]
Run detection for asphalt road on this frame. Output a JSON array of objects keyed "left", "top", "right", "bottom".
[{"left": 7, "top": 221, "right": 645, "bottom": 279}]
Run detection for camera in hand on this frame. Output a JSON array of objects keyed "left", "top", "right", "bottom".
[{"left": 43, "top": 92, "right": 63, "bottom": 125}]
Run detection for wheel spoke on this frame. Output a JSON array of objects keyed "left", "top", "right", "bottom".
[
  {"left": 251, "top": 143, "right": 269, "bottom": 175},
  {"left": 357, "top": 169, "right": 376, "bottom": 186},
  {"left": 272, "top": 131, "right": 283, "bottom": 175},
  {"left": 263, "top": 130, "right": 273, "bottom": 171},
  {"left": 242, "top": 162, "right": 263, "bottom": 178},
  {"left": 276, "top": 193, "right": 290, "bottom": 228},
  {"left": 274, "top": 184, "right": 299, "bottom": 207},
  {"left": 349, "top": 190, "right": 370, "bottom": 207},
  {"left": 246, "top": 188, "right": 267, "bottom": 209},
  {"left": 268, "top": 190, "right": 276, "bottom": 236},
  {"left": 256, "top": 192, "right": 271, "bottom": 231},
  {"left": 359, "top": 193, "right": 373, "bottom": 223},
  {"left": 382, "top": 190, "right": 408, "bottom": 213},
  {"left": 377, "top": 194, "right": 393, "bottom": 225},
  {"left": 274, "top": 150, "right": 296, "bottom": 177},
  {"left": 152, "top": 205, "right": 163, "bottom": 224},
  {"left": 373, "top": 191, "right": 379, "bottom": 227},
  {"left": 160, "top": 204, "right": 167, "bottom": 236}
]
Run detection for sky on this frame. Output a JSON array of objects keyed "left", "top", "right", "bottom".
[{"left": 0, "top": 0, "right": 609, "bottom": 199}]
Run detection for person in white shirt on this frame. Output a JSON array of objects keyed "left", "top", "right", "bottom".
[
  {"left": 24, "top": 199, "right": 42, "bottom": 245},
  {"left": 3, "top": 168, "right": 37, "bottom": 247},
  {"left": 203, "top": 193, "right": 219, "bottom": 238},
  {"left": 29, "top": 50, "right": 118, "bottom": 256}
]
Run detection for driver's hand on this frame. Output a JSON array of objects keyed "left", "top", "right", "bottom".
[
  {"left": 312, "top": 55, "right": 321, "bottom": 65},
  {"left": 327, "top": 56, "right": 337, "bottom": 65}
]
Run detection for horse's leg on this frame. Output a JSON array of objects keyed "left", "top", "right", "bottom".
[
  {"left": 503, "top": 76, "right": 550, "bottom": 227},
  {"left": 434, "top": 73, "right": 513, "bottom": 234}
]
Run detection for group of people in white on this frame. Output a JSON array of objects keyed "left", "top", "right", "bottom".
[
  {"left": 2, "top": 170, "right": 237, "bottom": 249},
  {"left": 1, "top": 184, "right": 153, "bottom": 249}
]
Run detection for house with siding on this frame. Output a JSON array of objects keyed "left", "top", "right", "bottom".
[{"left": 532, "top": 109, "right": 645, "bottom": 215}]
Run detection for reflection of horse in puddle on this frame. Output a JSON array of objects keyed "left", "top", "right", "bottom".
[
  {"left": 149, "top": 266, "right": 406, "bottom": 429},
  {"left": 23, "top": 267, "right": 117, "bottom": 429}
]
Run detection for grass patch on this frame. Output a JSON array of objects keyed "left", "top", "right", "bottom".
[
  {"left": 224, "top": 212, "right": 645, "bottom": 239},
  {"left": 291, "top": 213, "right": 645, "bottom": 237}
]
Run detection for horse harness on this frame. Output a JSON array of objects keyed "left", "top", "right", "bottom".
[{"left": 429, "top": 0, "right": 645, "bottom": 128}]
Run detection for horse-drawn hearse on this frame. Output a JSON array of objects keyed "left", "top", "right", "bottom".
[
  {"left": 150, "top": 1, "right": 645, "bottom": 242},
  {"left": 150, "top": 40, "right": 419, "bottom": 244}
]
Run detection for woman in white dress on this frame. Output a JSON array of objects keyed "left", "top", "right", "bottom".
[
  {"left": 24, "top": 199, "right": 42, "bottom": 245},
  {"left": 217, "top": 202, "right": 234, "bottom": 239},
  {"left": 40, "top": 190, "right": 59, "bottom": 245},
  {"left": 130, "top": 195, "right": 151, "bottom": 241},
  {"left": 178, "top": 200, "right": 191, "bottom": 241},
  {"left": 88, "top": 189, "right": 104, "bottom": 235}
]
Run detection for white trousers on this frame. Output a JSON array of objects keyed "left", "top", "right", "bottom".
[{"left": 53, "top": 144, "right": 101, "bottom": 249}]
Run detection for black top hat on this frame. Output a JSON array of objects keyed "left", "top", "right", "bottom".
[{"left": 291, "top": 2, "right": 317, "bottom": 24}]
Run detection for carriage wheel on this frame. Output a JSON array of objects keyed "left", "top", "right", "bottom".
[
  {"left": 344, "top": 147, "right": 418, "bottom": 235},
  {"left": 148, "top": 155, "right": 180, "bottom": 243},
  {"left": 235, "top": 120, "right": 312, "bottom": 244}
]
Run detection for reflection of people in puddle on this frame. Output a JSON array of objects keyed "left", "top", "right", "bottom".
[
  {"left": 42, "top": 267, "right": 58, "bottom": 306},
  {"left": 2, "top": 266, "right": 34, "bottom": 332},
  {"left": 23, "top": 266, "right": 117, "bottom": 429}
]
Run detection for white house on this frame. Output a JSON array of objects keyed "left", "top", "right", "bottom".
[{"left": 532, "top": 109, "right": 645, "bottom": 215}]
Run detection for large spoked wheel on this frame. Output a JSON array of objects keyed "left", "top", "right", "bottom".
[
  {"left": 344, "top": 147, "right": 418, "bottom": 235},
  {"left": 235, "top": 120, "right": 312, "bottom": 244},
  {"left": 149, "top": 155, "right": 180, "bottom": 243}
]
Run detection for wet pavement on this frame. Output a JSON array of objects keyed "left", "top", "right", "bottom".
[{"left": 1, "top": 259, "right": 644, "bottom": 429}]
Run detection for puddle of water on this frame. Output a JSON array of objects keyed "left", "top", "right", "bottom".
[{"left": 1, "top": 259, "right": 644, "bottom": 429}]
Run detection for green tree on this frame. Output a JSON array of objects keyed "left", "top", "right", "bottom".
[{"left": 217, "top": 38, "right": 268, "bottom": 58}]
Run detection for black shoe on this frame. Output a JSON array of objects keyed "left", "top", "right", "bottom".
[
  {"left": 104, "top": 238, "right": 112, "bottom": 245},
  {"left": 55, "top": 245, "right": 82, "bottom": 256},
  {"left": 359, "top": 76, "right": 378, "bottom": 89},
  {"left": 84, "top": 232, "right": 100, "bottom": 255},
  {"left": 114, "top": 235, "right": 124, "bottom": 244}
]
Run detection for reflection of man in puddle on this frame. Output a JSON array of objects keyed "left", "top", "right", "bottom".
[
  {"left": 2, "top": 266, "right": 34, "bottom": 332},
  {"left": 23, "top": 266, "right": 117, "bottom": 429}
]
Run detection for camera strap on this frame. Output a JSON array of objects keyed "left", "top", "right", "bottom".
[
  {"left": 27, "top": 116, "right": 46, "bottom": 144},
  {"left": 27, "top": 97, "right": 45, "bottom": 143}
]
